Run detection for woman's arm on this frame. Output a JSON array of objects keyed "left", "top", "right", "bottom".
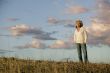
[
  {"left": 74, "top": 31, "right": 76, "bottom": 43},
  {"left": 84, "top": 28, "right": 88, "bottom": 43}
]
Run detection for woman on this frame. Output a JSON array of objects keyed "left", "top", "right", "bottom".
[{"left": 74, "top": 20, "right": 88, "bottom": 63}]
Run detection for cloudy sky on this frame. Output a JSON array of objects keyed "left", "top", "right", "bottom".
[{"left": 0, "top": 0, "right": 110, "bottom": 63}]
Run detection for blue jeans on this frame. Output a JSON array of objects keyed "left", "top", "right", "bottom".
[{"left": 76, "top": 43, "right": 88, "bottom": 63}]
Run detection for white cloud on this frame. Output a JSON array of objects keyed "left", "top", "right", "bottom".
[
  {"left": 10, "top": 24, "right": 57, "bottom": 40},
  {"left": 87, "top": 22, "right": 110, "bottom": 46},
  {"left": 10, "top": 24, "right": 29, "bottom": 36},
  {"left": 15, "top": 39, "right": 47, "bottom": 49},
  {"left": 86, "top": 0, "right": 110, "bottom": 46},
  {"left": 64, "top": 6, "right": 89, "bottom": 14},
  {"left": 47, "top": 17, "right": 75, "bottom": 27},
  {"left": 48, "top": 40, "right": 73, "bottom": 49}
]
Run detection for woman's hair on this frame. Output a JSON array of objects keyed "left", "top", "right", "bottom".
[{"left": 75, "top": 20, "right": 83, "bottom": 28}]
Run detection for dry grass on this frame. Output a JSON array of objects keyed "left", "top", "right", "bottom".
[{"left": 0, "top": 57, "right": 110, "bottom": 73}]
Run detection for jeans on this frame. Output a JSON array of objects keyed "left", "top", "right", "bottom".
[{"left": 76, "top": 43, "right": 88, "bottom": 63}]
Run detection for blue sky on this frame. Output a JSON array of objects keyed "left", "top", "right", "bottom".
[{"left": 0, "top": 0, "right": 110, "bottom": 63}]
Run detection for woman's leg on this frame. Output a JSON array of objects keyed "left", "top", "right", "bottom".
[
  {"left": 76, "top": 43, "right": 83, "bottom": 62},
  {"left": 81, "top": 43, "right": 88, "bottom": 63}
]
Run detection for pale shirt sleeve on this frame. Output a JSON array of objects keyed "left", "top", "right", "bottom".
[
  {"left": 83, "top": 28, "right": 88, "bottom": 43},
  {"left": 74, "top": 30, "right": 76, "bottom": 43}
]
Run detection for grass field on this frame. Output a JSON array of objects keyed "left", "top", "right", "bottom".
[{"left": 0, "top": 57, "right": 110, "bottom": 73}]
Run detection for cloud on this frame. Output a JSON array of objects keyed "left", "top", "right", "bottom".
[
  {"left": 64, "top": 6, "right": 89, "bottom": 14},
  {"left": 33, "top": 33, "right": 57, "bottom": 40},
  {"left": 47, "top": 17, "right": 75, "bottom": 27},
  {"left": 92, "top": 0, "right": 110, "bottom": 24},
  {"left": 10, "top": 24, "right": 57, "bottom": 40},
  {"left": 16, "top": 39, "right": 75, "bottom": 49},
  {"left": 87, "top": 0, "right": 110, "bottom": 46},
  {"left": 0, "top": 34, "right": 11, "bottom": 37},
  {"left": 0, "top": 49, "right": 14, "bottom": 54},
  {"left": 0, "top": 49, "right": 13, "bottom": 52},
  {"left": 87, "top": 22, "right": 110, "bottom": 46},
  {"left": 15, "top": 39, "right": 47, "bottom": 49},
  {"left": 48, "top": 17, "right": 59, "bottom": 24},
  {"left": 48, "top": 40, "right": 74, "bottom": 49},
  {"left": 10, "top": 24, "right": 29, "bottom": 36},
  {"left": 2, "top": 18, "right": 19, "bottom": 22}
]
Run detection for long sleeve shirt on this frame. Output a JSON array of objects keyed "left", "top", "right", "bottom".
[{"left": 74, "top": 27, "right": 88, "bottom": 44}]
